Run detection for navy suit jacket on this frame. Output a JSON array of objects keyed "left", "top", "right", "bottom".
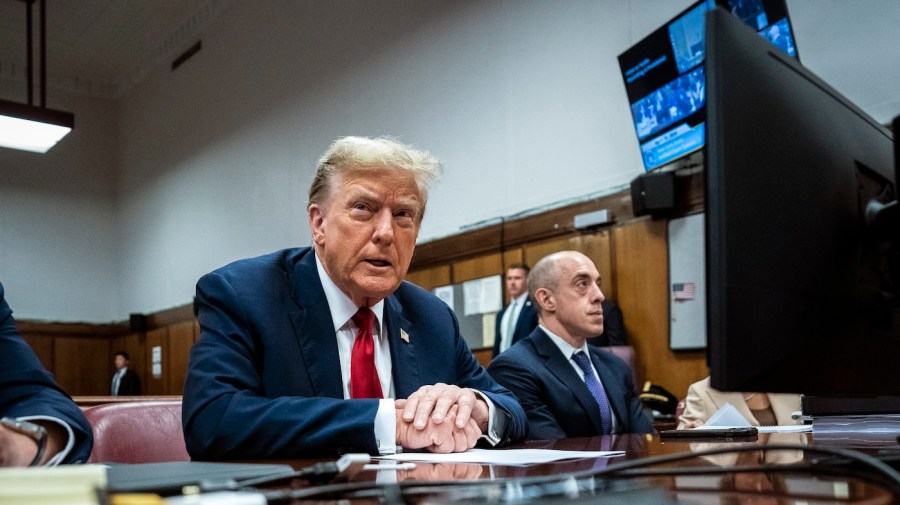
[
  {"left": 492, "top": 297, "right": 539, "bottom": 358},
  {"left": 488, "top": 328, "right": 652, "bottom": 440},
  {"left": 182, "top": 248, "right": 527, "bottom": 459},
  {"left": 0, "top": 282, "right": 92, "bottom": 464}
]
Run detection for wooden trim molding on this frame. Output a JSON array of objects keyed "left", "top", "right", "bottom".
[
  {"left": 16, "top": 320, "right": 128, "bottom": 337},
  {"left": 412, "top": 188, "right": 634, "bottom": 270}
]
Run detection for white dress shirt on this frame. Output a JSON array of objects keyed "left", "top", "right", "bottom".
[
  {"left": 111, "top": 367, "right": 127, "bottom": 396},
  {"left": 314, "top": 253, "right": 501, "bottom": 454},
  {"left": 499, "top": 292, "right": 528, "bottom": 354},
  {"left": 315, "top": 255, "right": 397, "bottom": 454}
]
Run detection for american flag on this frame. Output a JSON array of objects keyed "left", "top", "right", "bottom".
[{"left": 672, "top": 282, "right": 696, "bottom": 301}]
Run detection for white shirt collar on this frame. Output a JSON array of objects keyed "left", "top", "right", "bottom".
[
  {"left": 539, "top": 324, "right": 589, "bottom": 359},
  {"left": 512, "top": 292, "right": 529, "bottom": 305},
  {"left": 314, "top": 252, "right": 385, "bottom": 337}
]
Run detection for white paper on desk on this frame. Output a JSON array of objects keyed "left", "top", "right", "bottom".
[
  {"left": 376, "top": 448, "right": 624, "bottom": 466},
  {"left": 696, "top": 403, "right": 812, "bottom": 433},
  {"left": 698, "top": 402, "right": 751, "bottom": 428}
]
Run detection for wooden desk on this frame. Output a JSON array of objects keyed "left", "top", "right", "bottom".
[{"left": 242, "top": 433, "right": 900, "bottom": 503}]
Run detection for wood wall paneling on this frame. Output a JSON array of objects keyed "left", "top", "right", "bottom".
[
  {"left": 614, "top": 218, "right": 707, "bottom": 399},
  {"left": 167, "top": 321, "right": 197, "bottom": 394},
  {"left": 21, "top": 334, "right": 55, "bottom": 376},
  {"left": 144, "top": 327, "right": 169, "bottom": 395},
  {"left": 53, "top": 337, "right": 112, "bottom": 396},
  {"left": 405, "top": 264, "right": 451, "bottom": 291},
  {"left": 451, "top": 253, "right": 503, "bottom": 284}
]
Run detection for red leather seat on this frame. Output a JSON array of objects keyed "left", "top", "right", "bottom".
[
  {"left": 604, "top": 345, "right": 638, "bottom": 386},
  {"left": 83, "top": 400, "right": 189, "bottom": 463}
]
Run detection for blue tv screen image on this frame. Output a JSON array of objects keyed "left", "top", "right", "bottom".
[{"left": 618, "top": 0, "right": 798, "bottom": 172}]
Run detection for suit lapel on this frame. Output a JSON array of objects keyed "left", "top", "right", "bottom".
[
  {"left": 512, "top": 298, "right": 534, "bottom": 343},
  {"left": 533, "top": 331, "right": 605, "bottom": 434},
  {"left": 385, "top": 294, "right": 420, "bottom": 398},
  {"left": 287, "top": 250, "right": 343, "bottom": 399}
]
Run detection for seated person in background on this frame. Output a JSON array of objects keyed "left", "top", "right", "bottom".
[
  {"left": 586, "top": 299, "right": 627, "bottom": 347},
  {"left": 0, "top": 281, "right": 93, "bottom": 466},
  {"left": 677, "top": 376, "right": 802, "bottom": 429},
  {"left": 492, "top": 263, "right": 538, "bottom": 358},
  {"left": 488, "top": 251, "right": 653, "bottom": 439},
  {"left": 183, "top": 136, "right": 527, "bottom": 460}
]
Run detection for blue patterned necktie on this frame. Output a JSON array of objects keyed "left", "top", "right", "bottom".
[{"left": 572, "top": 351, "right": 613, "bottom": 435}]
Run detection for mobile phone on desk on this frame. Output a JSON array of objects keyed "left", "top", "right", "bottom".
[{"left": 659, "top": 426, "right": 758, "bottom": 441}]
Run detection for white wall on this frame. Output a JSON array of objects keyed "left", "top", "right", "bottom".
[
  {"left": 2, "top": 0, "right": 900, "bottom": 321},
  {"left": 0, "top": 81, "right": 120, "bottom": 321}
]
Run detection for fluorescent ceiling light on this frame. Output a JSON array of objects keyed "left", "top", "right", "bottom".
[
  {"left": 0, "top": 99, "right": 74, "bottom": 153},
  {"left": 2, "top": 0, "right": 75, "bottom": 154}
]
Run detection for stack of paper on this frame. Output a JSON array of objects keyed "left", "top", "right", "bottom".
[{"left": 0, "top": 465, "right": 107, "bottom": 505}]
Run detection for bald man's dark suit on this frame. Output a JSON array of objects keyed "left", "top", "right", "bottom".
[{"left": 488, "top": 327, "right": 652, "bottom": 440}]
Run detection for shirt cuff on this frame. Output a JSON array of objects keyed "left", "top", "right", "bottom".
[
  {"left": 374, "top": 399, "right": 398, "bottom": 455},
  {"left": 471, "top": 391, "right": 502, "bottom": 446},
  {"left": 20, "top": 415, "right": 75, "bottom": 466}
]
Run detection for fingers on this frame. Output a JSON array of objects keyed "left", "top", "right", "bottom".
[
  {"left": 396, "top": 463, "right": 483, "bottom": 481},
  {"left": 454, "top": 389, "right": 476, "bottom": 428},
  {"left": 402, "top": 384, "right": 435, "bottom": 428},
  {"left": 396, "top": 403, "right": 482, "bottom": 453},
  {"left": 404, "top": 383, "right": 464, "bottom": 429}
]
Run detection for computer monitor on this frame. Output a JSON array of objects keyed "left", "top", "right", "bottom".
[
  {"left": 618, "top": 0, "right": 798, "bottom": 172},
  {"left": 704, "top": 8, "right": 899, "bottom": 399}
]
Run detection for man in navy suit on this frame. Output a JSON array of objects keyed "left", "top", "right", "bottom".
[
  {"left": 111, "top": 351, "right": 141, "bottom": 396},
  {"left": 492, "top": 263, "right": 538, "bottom": 358},
  {"left": 0, "top": 281, "right": 92, "bottom": 466},
  {"left": 183, "top": 136, "right": 527, "bottom": 459},
  {"left": 488, "top": 251, "right": 652, "bottom": 439}
]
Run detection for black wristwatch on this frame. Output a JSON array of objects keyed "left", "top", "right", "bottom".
[{"left": 1, "top": 417, "right": 48, "bottom": 466}]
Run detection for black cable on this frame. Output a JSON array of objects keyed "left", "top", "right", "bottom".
[{"left": 255, "top": 443, "right": 900, "bottom": 502}]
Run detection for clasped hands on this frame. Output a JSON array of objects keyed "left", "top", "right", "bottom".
[{"left": 395, "top": 383, "right": 489, "bottom": 454}]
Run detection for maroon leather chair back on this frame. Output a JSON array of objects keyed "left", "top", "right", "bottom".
[
  {"left": 84, "top": 400, "right": 189, "bottom": 463},
  {"left": 604, "top": 345, "right": 638, "bottom": 386}
]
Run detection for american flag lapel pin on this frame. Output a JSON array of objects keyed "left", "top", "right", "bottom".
[{"left": 400, "top": 329, "right": 410, "bottom": 344}]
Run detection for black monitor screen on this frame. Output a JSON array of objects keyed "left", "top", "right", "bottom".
[
  {"left": 618, "top": 0, "right": 798, "bottom": 172},
  {"left": 705, "top": 8, "right": 899, "bottom": 397}
]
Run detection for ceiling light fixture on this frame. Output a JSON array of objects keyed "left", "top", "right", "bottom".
[{"left": 0, "top": 0, "right": 74, "bottom": 153}]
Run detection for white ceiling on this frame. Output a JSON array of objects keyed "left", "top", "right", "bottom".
[
  {"left": 0, "top": 0, "right": 229, "bottom": 99},
  {"left": 0, "top": 0, "right": 898, "bottom": 124}
]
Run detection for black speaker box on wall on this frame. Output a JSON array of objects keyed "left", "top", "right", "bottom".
[
  {"left": 129, "top": 313, "right": 148, "bottom": 333},
  {"left": 630, "top": 171, "right": 676, "bottom": 217}
]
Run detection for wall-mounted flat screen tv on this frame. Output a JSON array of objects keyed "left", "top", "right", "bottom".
[{"left": 618, "top": 0, "right": 798, "bottom": 172}]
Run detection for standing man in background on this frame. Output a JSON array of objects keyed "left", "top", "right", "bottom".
[
  {"left": 111, "top": 351, "right": 141, "bottom": 396},
  {"left": 492, "top": 263, "right": 538, "bottom": 358}
]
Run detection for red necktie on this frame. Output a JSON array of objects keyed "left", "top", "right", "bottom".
[{"left": 350, "top": 307, "right": 383, "bottom": 399}]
